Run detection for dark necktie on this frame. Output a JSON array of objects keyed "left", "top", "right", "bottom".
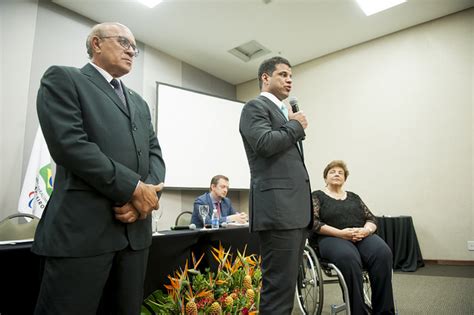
[
  {"left": 110, "top": 79, "right": 126, "bottom": 107},
  {"left": 215, "top": 202, "right": 221, "bottom": 218}
]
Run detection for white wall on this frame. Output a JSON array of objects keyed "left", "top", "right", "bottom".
[
  {"left": 237, "top": 9, "right": 473, "bottom": 261},
  {"left": 0, "top": 0, "right": 39, "bottom": 218},
  {"left": 471, "top": 20, "right": 474, "bottom": 253},
  {"left": 0, "top": 4, "right": 4, "bottom": 210},
  {"left": 0, "top": 0, "right": 245, "bottom": 230}
]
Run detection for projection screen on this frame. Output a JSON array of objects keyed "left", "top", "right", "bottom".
[{"left": 156, "top": 83, "right": 250, "bottom": 189}]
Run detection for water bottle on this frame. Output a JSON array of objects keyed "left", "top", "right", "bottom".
[{"left": 211, "top": 209, "right": 219, "bottom": 229}]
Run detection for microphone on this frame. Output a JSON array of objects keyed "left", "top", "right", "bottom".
[
  {"left": 171, "top": 223, "right": 196, "bottom": 230},
  {"left": 289, "top": 96, "right": 305, "bottom": 140},
  {"left": 289, "top": 96, "right": 299, "bottom": 113}
]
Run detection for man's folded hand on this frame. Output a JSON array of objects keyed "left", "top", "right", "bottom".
[
  {"left": 131, "top": 182, "right": 164, "bottom": 218},
  {"left": 114, "top": 202, "right": 139, "bottom": 223}
]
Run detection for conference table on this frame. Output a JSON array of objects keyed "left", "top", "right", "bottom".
[
  {"left": 0, "top": 225, "right": 259, "bottom": 315},
  {"left": 0, "top": 217, "right": 423, "bottom": 314},
  {"left": 376, "top": 215, "right": 424, "bottom": 272}
]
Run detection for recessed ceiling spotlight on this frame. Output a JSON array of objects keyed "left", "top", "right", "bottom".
[
  {"left": 137, "top": 0, "right": 162, "bottom": 8},
  {"left": 355, "top": 0, "right": 406, "bottom": 16}
]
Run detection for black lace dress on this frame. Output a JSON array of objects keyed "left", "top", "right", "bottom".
[{"left": 311, "top": 190, "right": 376, "bottom": 233}]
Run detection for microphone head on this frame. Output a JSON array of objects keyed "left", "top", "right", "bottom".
[
  {"left": 189, "top": 223, "right": 196, "bottom": 230},
  {"left": 289, "top": 96, "right": 298, "bottom": 106}
]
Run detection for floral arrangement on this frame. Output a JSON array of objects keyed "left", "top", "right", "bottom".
[{"left": 141, "top": 243, "right": 262, "bottom": 315}]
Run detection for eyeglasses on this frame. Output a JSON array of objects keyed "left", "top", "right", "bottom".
[{"left": 99, "top": 35, "right": 139, "bottom": 57}]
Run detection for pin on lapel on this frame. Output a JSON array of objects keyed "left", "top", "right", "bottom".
[{"left": 129, "top": 91, "right": 133, "bottom": 95}]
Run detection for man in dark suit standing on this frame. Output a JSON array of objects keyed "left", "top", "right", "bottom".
[
  {"left": 239, "top": 56, "right": 312, "bottom": 314},
  {"left": 191, "top": 175, "right": 248, "bottom": 228},
  {"left": 33, "top": 22, "right": 165, "bottom": 315}
]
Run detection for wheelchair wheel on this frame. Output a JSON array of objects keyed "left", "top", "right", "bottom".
[
  {"left": 362, "top": 272, "right": 372, "bottom": 311},
  {"left": 296, "top": 245, "right": 323, "bottom": 315}
]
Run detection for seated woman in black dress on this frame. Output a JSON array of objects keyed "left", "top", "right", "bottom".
[{"left": 309, "top": 160, "right": 395, "bottom": 315}]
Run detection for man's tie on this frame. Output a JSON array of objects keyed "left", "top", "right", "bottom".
[
  {"left": 280, "top": 104, "right": 288, "bottom": 120},
  {"left": 215, "top": 202, "right": 221, "bottom": 218},
  {"left": 110, "top": 79, "right": 127, "bottom": 107}
]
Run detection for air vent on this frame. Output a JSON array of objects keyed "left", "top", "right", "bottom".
[{"left": 228, "top": 40, "right": 271, "bottom": 62}]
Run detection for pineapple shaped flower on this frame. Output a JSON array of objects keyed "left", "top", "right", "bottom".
[
  {"left": 223, "top": 295, "right": 234, "bottom": 308},
  {"left": 184, "top": 283, "right": 197, "bottom": 315},
  {"left": 243, "top": 274, "right": 253, "bottom": 290},
  {"left": 185, "top": 299, "right": 198, "bottom": 315},
  {"left": 209, "top": 301, "right": 222, "bottom": 315},
  {"left": 246, "top": 288, "right": 255, "bottom": 306}
]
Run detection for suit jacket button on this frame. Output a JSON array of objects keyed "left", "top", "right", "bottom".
[
  {"left": 137, "top": 149, "right": 142, "bottom": 156},
  {"left": 132, "top": 124, "right": 137, "bottom": 131}
]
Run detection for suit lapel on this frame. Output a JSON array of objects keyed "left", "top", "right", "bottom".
[
  {"left": 257, "top": 95, "right": 287, "bottom": 124},
  {"left": 206, "top": 193, "right": 214, "bottom": 210},
  {"left": 80, "top": 64, "right": 130, "bottom": 118},
  {"left": 257, "top": 96, "right": 305, "bottom": 160},
  {"left": 122, "top": 85, "right": 136, "bottom": 121}
]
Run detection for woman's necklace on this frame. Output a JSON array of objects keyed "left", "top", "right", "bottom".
[{"left": 325, "top": 187, "right": 346, "bottom": 200}]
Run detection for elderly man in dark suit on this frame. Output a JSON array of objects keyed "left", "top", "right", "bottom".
[
  {"left": 239, "top": 56, "right": 312, "bottom": 314},
  {"left": 33, "top": 22, "right": 165, "bottom": 315}
]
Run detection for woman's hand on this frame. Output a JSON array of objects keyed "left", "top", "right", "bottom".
[
  {"left": 351, "top": 227, "right": 371, "bottom": 242},
  {"left": 320, "top": 225, "right": 371, "bottom": 242},
  {"left": 338, "top": 228, "right": 356, "bottom": 241}
]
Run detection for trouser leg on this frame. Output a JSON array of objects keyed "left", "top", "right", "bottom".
[
  {"left": 258, "top": 228, "right": 307, "bottom": 315},
  {"left": 34, "top": 252, "right": 114, "bottom": 315},
  {"left": 357, "top": 235, "right": 395, "bottom": 315},
  {"left": 318, "top": 236, "right": 367, "bottom": 315},
  {"left": 97, "top": 247, "right": 150, "bottom": 315},
  {"left": 35, "top": 246, "right": 149, "bottom": 315},
  {"left": 116, "top": 247, "right": 149, "bottom": 314}
]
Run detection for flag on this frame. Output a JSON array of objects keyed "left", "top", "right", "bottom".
[{"left": 17, "top": 127, "right": 53, "bottom": 218}]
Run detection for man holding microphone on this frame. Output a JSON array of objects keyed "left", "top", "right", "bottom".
[{"left": 239, "top": 56, "right": 313, "bottom": 314}]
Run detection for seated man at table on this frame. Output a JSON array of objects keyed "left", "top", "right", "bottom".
[{"left": 191, "top": 175, "right": 247, "bottom": 228}]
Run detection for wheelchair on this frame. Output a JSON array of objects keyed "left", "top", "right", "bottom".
[{"left": 296, "top": 243, "right": 372, "bottom": 315}]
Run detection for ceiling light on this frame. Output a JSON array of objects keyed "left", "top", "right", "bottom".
[
  {"left": 355, "top": 0, "right": 406, "bottom": 16},
  {"left": 137, "top": 0, "right": 162, "bottom": 8},
  {"left": 228, "top": 40, "right": 271, "bottom": 62}
]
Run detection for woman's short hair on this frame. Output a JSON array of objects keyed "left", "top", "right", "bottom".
[{"left": 323, "top": 160, "right": 349, "bottom": 179}]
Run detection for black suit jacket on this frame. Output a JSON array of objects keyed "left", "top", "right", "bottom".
[
  {"left": 239, "top": 95, "right": 312, "bottom": 232},
  {"left": 32, "top": 64, "right": 165, "bottom": 257}
]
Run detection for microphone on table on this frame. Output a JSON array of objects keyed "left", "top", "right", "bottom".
[
  {"left": 288, "top": 96, "right": 305, "bottom": 140},
  {"left": 171, "top": 223, "right": 196, "bottom": 230}
]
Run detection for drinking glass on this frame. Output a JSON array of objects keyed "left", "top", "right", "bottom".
[
  {"left": 151, "top": 208, "right": 163, "bottom": 234},
  {"left": 198, "top": 205, "right": 209, "bottom": 230}
]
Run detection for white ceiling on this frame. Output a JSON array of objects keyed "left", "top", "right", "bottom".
[{"left": 52, "top": 0, "right": 473, "bottom": 85}]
